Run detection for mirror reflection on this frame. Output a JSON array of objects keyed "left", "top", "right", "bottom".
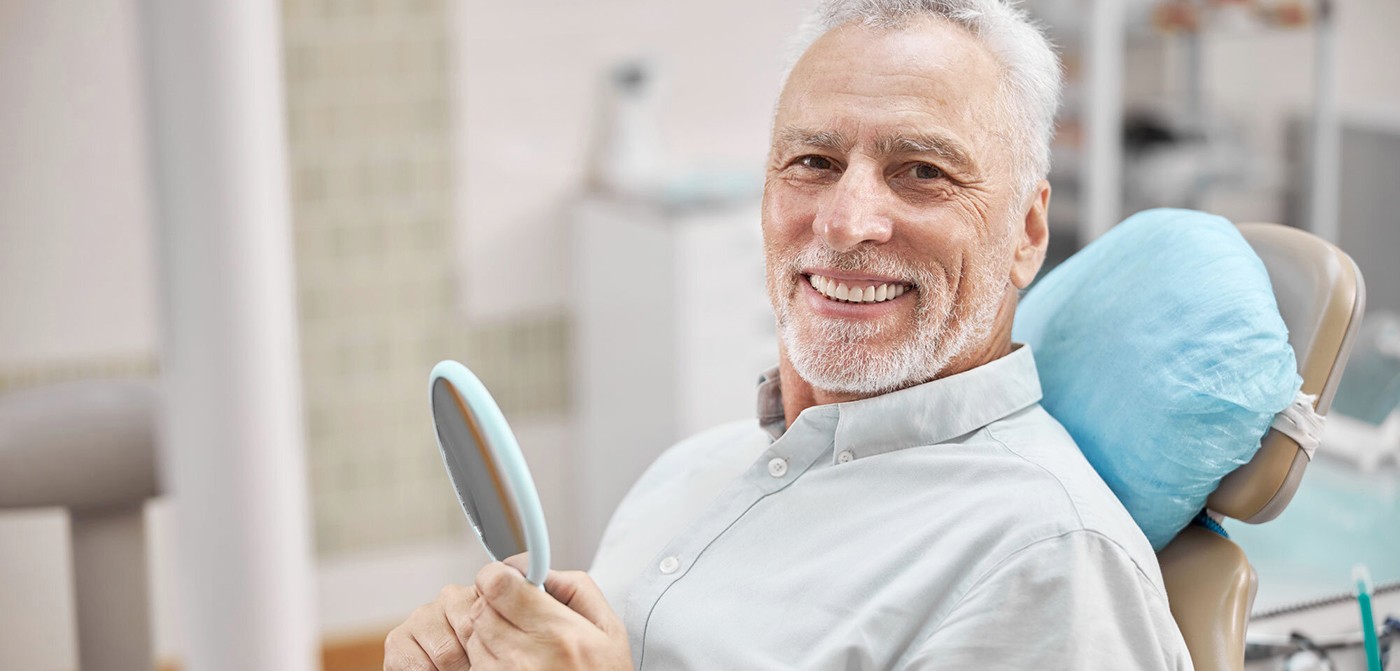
[{"left": 431, "top": 377, "right": 526, "bottom": 560}]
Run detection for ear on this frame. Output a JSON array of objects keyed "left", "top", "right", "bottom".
[{"left": 1009, "top": 179, "right": 1051, "bottom": 290}]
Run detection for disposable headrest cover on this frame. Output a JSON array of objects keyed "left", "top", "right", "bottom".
[{"left": 1014, "top": 209, "right": 1302, "bottom": 550}]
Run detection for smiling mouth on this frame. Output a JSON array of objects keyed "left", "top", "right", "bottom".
[{"left": 805, "top": 273, "right": 912, "bottom": 304}]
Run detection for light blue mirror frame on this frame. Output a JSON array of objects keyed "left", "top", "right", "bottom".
[{"left": 430, "top": 360, "right": 551, "bottom": 586}]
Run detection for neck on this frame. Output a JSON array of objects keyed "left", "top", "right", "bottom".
[{"left": 777, "top": 295, "right": 1018, "bottom": 428}]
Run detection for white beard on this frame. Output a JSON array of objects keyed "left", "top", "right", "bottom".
[{"left": 771, "top": 244, "right": 1004, "bottom": 396}]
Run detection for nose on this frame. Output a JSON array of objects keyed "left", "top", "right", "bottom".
[{"left": 812, "top": 166, "right": 894, "bottom": 252}]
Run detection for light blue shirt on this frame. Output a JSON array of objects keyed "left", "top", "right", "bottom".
[{"left": 590, "top": 346, "right": 1193, "bottom": 670}]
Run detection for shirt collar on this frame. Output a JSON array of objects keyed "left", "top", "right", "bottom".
[{"left": 755, "top": 344, "right": 1043, "bottom": 461}]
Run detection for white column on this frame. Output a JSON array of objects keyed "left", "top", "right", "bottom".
[
  {"left": 138, "top": 2, "right": 318, "bottom": 670},
  {"left": 1309, "top": 0, "right": 1340, "bottom": 243},
  {"left": 1083, "top": 0, "right": 1126, "bottom": 243}
]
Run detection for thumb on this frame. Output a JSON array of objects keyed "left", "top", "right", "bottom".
[{"left": 500, "top": 553, "right": 619, "bottom": 630}]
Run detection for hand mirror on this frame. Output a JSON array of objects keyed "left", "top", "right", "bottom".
[{"left": 429, "top": 360, "right": 550, "bottom": 586}]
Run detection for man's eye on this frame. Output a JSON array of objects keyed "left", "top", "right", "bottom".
[
  {"left": 910, "top": 163, "right": 943, "bottom": 180},
  {"left": 798, "top": 155, "right": 835, "bottom": 171}
]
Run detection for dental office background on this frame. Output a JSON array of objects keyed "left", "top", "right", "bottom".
[{"left": 1, "top": 0, "right": 1398, "bottom": 669}]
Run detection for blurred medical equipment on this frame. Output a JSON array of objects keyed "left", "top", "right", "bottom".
[
  {"left": 0, "top": 380, "right": 161, "bottom": 671},
  {"left": 1121, "top": 109, "right": 1260, "bottom": 215},
  {"left": 582, "top": 58, "right": 761, "bottom": 212},
  {"left": 1327, "top": 118, "right": 1400, "bottom": 317},
  {"left": 1356, "top": 565, "right": 1384, "bottom": 671},
  {"left": 1155, "top": 222, "right": 1365, "bottom": 671},
  {"left": 570, "top": 195, "right": 772, "bottom": 557},
  {"left": 584, "top": 59, "right": 665, "bottom": 200},
  {"left": 1321, "top": 313, "right": 1400, "bottom": 473},
  {"left": 429, "top": 361, "right": 550, "bottom": 587},
  {"left": 1243, "top": 573, "right": 1400, "bottom": 669},
  {"left": 1248, "top": 625, "right": 1400, "bottom": 671},
  {"left": 1030, "top": 0, "right": 1340, "bottom": 246}
]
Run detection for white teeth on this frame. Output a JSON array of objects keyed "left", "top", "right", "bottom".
[{"left": 808, "top": 274, "right": 910, "bottom": 304}]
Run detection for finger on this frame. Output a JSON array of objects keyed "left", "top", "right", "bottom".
[
  {"left": 500, "top": 553, "right": 532, "bottom": 577},
  {"left": 476, "top": 561, "right": 583, "bottom": 634},
  {"left": 540, "top": 569, "right": 622, "bottom": 631},
  {"left": 470, "top": 597, "right": 534, "bottom": 651},
  {"left": 383, "top": 627, "right": 434, "bottom": 670},
  {"left": 466, "top": 630, "right": 498, "bottom": 667},
  {"left": 397, "top": 594, "right": 471, "bottom": 671},
  {"left": 411, "top": 614, "right": 471, "bottom": 671},
  {"left": 439, "top": 584, "right": 479, "bottom": 649}
]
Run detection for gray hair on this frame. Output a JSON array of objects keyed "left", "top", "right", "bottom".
[{"left": 784, "top": 0, "right": 1063, "bottom": 196}]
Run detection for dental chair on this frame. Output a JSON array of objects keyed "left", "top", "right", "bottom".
[{"left": 1157, "top": 223, "right": 1366, "bottom": 671}]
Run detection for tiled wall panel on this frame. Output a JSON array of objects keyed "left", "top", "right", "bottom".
[{"left": 283, "top": 0, "right": 569, "bottom": 556}]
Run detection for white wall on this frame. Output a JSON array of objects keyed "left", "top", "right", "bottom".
[
  {"left": 0, "top": 2, "right": 157, "bottom": 666},
  {"left": 0, "top": 0, "right": 158, "bottom": 367},
  {"left": 450, "top": 0, "right": 811, "bottom": 321}
]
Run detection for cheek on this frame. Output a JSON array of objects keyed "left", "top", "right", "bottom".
[
  {"left": 761, "top": 190, "right": 797, "bottom": 296},
  {"left": 898, "top": 210, "right": 978, "bottom": 269},
  {"left": 894, "top": 209, "right": 1007, "bottom": 310},
  {"left": 761, "top": 182, "right": 817, "bottom": 248}
]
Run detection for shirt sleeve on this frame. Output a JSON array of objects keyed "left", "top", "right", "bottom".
[{"left": 901, "top": 530, "right": 1194, "bottom": 671}]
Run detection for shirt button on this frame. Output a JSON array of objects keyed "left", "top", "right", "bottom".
[
  {"left": 767, "top": 457, "right": 788, "bottom": 478},
  {"left": 659, "top": 556, "right": 680, "bottom": 575},
  {"left": 837, "top": 450, "right": 854, "bottom": 464}
]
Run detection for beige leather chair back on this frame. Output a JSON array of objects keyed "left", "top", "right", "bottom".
[
  {"left": 1159, "top": 223, "right": 1366, "bottom": 671},
  {"left": 1208, "top": 223, "right": 1367, "bottom": 522}
]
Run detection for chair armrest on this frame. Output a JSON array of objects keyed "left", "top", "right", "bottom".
[{"left": 0, "top": 380, "right": 160, "bottom": 512}]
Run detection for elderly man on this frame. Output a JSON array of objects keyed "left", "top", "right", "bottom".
[{"left": 385, "top": 1, "right": 1194, "bottom": 669}]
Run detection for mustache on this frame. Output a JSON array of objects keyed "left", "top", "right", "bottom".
[{"left": 785, "top": 245, "right": 935, "bottom": 288}]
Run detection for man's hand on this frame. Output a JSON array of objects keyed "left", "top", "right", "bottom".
[
  {"left": 466, "top": 555, "right": 632, "bottom": 671},
  {"left": 384, "top": 583, "right": 479, "bottom": 670}
]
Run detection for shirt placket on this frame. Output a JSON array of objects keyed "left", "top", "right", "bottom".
[{"left": 625, "top": 410, "right": 837, "bottom": 669}]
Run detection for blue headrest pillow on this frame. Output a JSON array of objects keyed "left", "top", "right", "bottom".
[{"left": 1014, "top": 209, "right": 1302, "bottom": 550}]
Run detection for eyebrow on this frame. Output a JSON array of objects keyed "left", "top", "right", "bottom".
[
  {"left": 774, "top": 125, "right": 977, "bottom": 175},
  {"left": 874, "top": 131, "right": 977, "bottom": 174},
  {"left": 776, "top": 127, "right": 855, "bottom": 153}
]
